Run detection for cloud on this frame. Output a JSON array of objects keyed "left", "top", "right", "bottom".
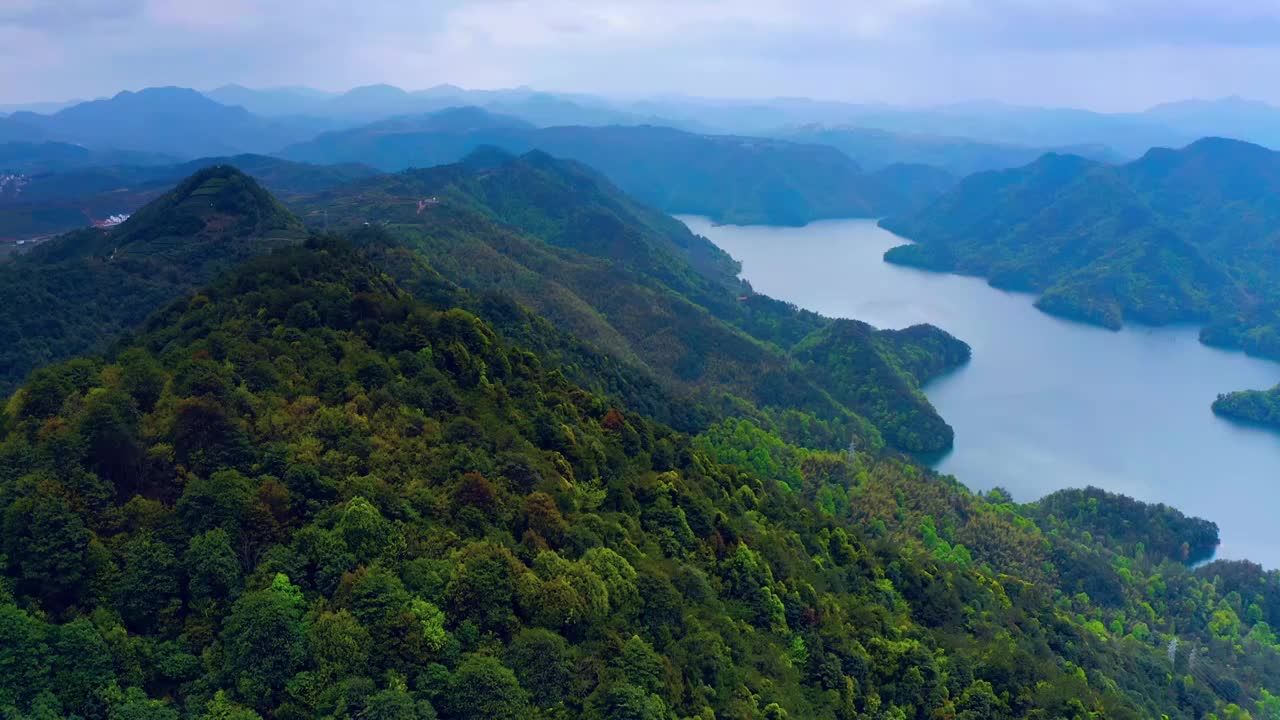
[{"left": 2, "top": 0, "right": 1279, "bottom": 109}]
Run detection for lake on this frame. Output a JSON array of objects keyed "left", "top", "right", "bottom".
[{"left": 681, "top": 216, "right": 1280, "bottom": 567}]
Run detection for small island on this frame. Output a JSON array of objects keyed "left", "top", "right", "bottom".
[{"left": 1213, "top": 384, "right": 1280, "bottom": 429}]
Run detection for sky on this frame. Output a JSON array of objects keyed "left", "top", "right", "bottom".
[{"left": 4, "top": 0, "right": 1280, "bottom": 110}]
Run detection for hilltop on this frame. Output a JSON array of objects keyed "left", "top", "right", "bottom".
[
  {"left": 0, "top": 153, "right": 378, "bottom": 240},
  {"left": 0, "top": 166, "right": 307, "bottom": 391},
  {"left": 882, "top": 138, "right": 1280, "bottom": 339}
]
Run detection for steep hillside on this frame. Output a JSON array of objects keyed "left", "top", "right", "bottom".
[
  {"left": 882, "top": 139, "right": 1280, "bottom": 339},
  {"left": 282, "top": 108, "right": 952, "bottom": 225},
  {"left": 298, "top": 149, "right": 968, "bottom": 453},
  {"left": 0, "top": 166, "right": 307, "bottom": 392},
  {"left": 2, "top": 236, "right": 1278, "bottom": 720}
]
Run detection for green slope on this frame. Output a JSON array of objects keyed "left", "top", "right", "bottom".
[
  {"left": 0, "top": 165, "right": 307, "bottom": 393},
  {"left": 881, "top": 139, "right": 1278, "bottom": 335},
  {"left": 881, "top": 137, "right": 1280, "bottom": 408},
  {"left": 2, "top": 235, "right": 1278, "bottom": 720},
  {"left": 298, "top": 149, "right": 969, "bottom": 454}
]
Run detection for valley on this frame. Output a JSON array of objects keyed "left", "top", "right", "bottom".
[
  {"left": 687, "top": 216, "right": 1280, "bottom": 565},
  {"left": 3, "top": 78, "right": 1280, "bottom": 720}
]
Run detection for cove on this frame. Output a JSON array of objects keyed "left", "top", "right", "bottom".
[{"left": 681, "top": 216, "right": 1280, "bottom": 568}]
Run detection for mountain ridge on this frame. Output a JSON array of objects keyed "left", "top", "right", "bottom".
[
  {"left": 297, "top": 147, "right": 969, "bottom": 452},
  {"left": 284, "top": 108, "right": 955, "bottom": 225},
  {"left": 0, "top": 166, "right": 308, "bottom": 391}
]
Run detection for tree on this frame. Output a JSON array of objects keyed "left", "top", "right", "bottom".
[
  {"left": 185, "top": 528, "right": 242, "bottom": 604},
  {"left": 364, "top": 688, "right": 436, "bottom": 720},
  {"left": 220, "top": 573, "right": 306, "bottom": 710},
  {"left": 118, "top": 348, "right": 166, "bottom": 412},
  {"left": 176, "top": 469, "right": 255, "bottom": 537},
  {"left": 446, "top": 655, "right": 529, "bottom": 720},
  {"left": 956, "top": 680, "right": 1008, "bottom": 720},
  {"left": 602, "top": 683, "right": 667, "bottom": 720},
  {"left": 0, "top": 603, "right": 51, "bottom": 710},
  {"left": 506, "top": 628, "right": 573, "bottom": 707},
  {"left": 308, "top": 610, "right": 371, "bottom": 681},
  {"left": 617, "top": 635, "right": 665, "bottom": 694},
  {"left": 446, "top": 543, "right": 522, "bottom": 635},
  {"left": 172, "top": 396, "right": 250, "bottom": 473},
  {"left": 77, "top": 389, "right": 143, "bottom": 495},
  {"left": 105, "top": 686, "right": 181, "bottom": 720},
  {"left": 199, "top": 690, "right": 263, "bottom": 720},
  {"left": 116, "top": 532, "right": 181, "bottom": 631},
  {"left": 3, "top": 480, "right": 97, "bottom": 610},
  {"left": 338, "top": 496, "right": 393, "bottom": 564},
  {"left": 19, "top": 366, "right": 73, "bottom": 420}
]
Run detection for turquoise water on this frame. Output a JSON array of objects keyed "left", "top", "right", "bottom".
[{"left": 683, "top": 215, "right": 1280, "bottom": 567}]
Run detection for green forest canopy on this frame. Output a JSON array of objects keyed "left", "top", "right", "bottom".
[{"left": 1, "top": 161, "right": 1279, "bottom": 720}]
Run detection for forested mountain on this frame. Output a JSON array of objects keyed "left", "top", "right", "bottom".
[
  {"left": 283, "top": 110, "right": 956, "bottom": 224},
  {"left": 0, "top": 88, "right": 315, "bottom": 158},
  {"left": 295, "top": 148, "right": 967, "bottom": 453},
  {"left": 774, "top": 125, "right": 1120, "bottom": 175},
  {"left": 881, "top": 138, "right": 1280, "bottom": 349},
  {"left": 4, "top": 223, "right": 1280, "bottom": 719},
  {"left": 0, "top": 166, "right": 307, "bottom": 391},
  {"left": 0, "top": 154, "right": 378, "bottom": 240}
]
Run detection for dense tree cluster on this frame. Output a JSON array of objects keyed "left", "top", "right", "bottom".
[
  {"left": 3, "top": 158, "right": 1279, "bottom": 720},
  {"left": 300, "top": 149, "right": 968, "bottom": 453},
  {"left": 0, "top": 166, "right": 306, "bottom": 394},
  {"left": 1, "top": 238, "right": 1278, "bottom": 720},
  {"left": 1212, "top": 384, "right": 1280, "bottom": 428}
]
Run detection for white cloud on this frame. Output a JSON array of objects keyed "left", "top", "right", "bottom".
[{"left": 3, "top": 0, "right": 1280, "bottom": 109}]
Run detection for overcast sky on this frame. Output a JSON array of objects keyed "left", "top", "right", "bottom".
[{"left": 4, "top": 0, "right": 1280, "bottom": 110}]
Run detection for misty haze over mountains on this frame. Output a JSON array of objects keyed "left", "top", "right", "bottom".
[
  {"left": 7, "top": 83, "right": 1280, "bottom": 160},
  {"left": 7, "top": 80, "right": 1280, "bottom": 245}
]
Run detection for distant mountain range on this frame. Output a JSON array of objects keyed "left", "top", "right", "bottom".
[
  {"left": 10, "top": 83, "right": 1280, "bottom": 166},
  {"left": 282, "top": 108, "right": 956, "bottom": 225},
  {"left": 205, "top": 83, "right": 682, "bottom": 129},
  {"left": 881, "top": 137, "right": 1280, "bottom": 371},
  {"left": 0, "top": 141, "right": 176, "bottom": 173},
  {"left": 773, "top": 126, "right": 1123, "bottom": 175},
  {"left": 0, "top": 87, "right": 314, "bottom": 157}
]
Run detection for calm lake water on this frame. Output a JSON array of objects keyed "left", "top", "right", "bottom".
[{"left": 681, "top": 216, "right": 1280, "bottom": 567}]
